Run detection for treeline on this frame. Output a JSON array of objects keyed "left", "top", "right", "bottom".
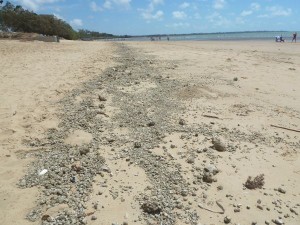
[
  {"left": 0, "top": 1, "right": 119, "bottom": 40},
  {"left": 78, "top": 29, "right": 114, "bottom": 39}
]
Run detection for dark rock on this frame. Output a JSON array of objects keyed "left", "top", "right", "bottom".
[
  {"left": 212, "top": 137, "right": 227, "bottom": 152},
  {"left": 224, "top": 216, "right": 231, "bottom": 224},
  {"left": 134, "top": 142, "right": 141, "bottom": 148},
  {"left": 187, "top": 157, "right": 195, "bottom": 164},
  {"left": 141, "top": 201, "right": 161, "bottom": 214},
  {"left": 147, "top": 121, "right": 155, "bottom": 127},
  {"left": 203, "top": 173, "right": 215, "bottom": 183},
  {"left": 98, "top": 95, "right": 107, "bottom": 101},
  {"left": 179, "top": 119, "right": 186, "bottom": 125},
  {"left": 278, "top": 187, "right": 286, "bottom": 194}
]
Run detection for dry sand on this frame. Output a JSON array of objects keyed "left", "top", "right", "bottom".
[{"left": 0, "top": 39, "right": 299, "bottom": 225}]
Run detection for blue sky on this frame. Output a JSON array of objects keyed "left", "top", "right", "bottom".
[{"left": 8, "top": 0, "right": 300, "bottom": 35}]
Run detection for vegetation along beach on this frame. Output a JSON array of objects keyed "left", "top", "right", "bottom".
[{"left": 0, "top": 1, "right": 299, "bottom": 225}]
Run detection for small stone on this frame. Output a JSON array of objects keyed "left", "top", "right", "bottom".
[
  {"left": 278, "top": 187, "right": 286, "bottom": 194},
  {"left": 257, "top": 205, "right": 263, "bottom": 210},
  {"left": 147, "top": 121, "right": 155, "bottom": 127},
  {"left": 123, "top": 222, "right": 128, "bottom": 225},
  {"left": 181, "top": 189, "right": 189, "bottom": 197},
  {"left": 224, "top": 216, "right": 231, "bottom": 224},
  {"left": 176, "top": 204, "right": 184, "bottom": 209},
  {"left": 203, "top": 173, "right": 216, "bottom": 183},
  {"left": 187, "top": 157, "right": 195, "bottom": 164},
  {"left": 234, "top": 208, "right": 240, "bottom": 213},
  {"left": 91, "top": 216, "right": 97, "bottom": 220},
  {"left": 79, "top": 148, "right": 90, "bottom": 155},
  {"left": 141, "top": 201, "right": 161, "bottom": 214},
  {"left": 134, "top": 142, "right": 141, "bottom": 148},
  {"left": 273, "top": 219, "right": 284, "bottom": 225},
  {"left": 217, "top": 185, "right": 223, "bottom": 191},
  {"left": 290, "top": 208, "right": 298, "bottom": 215},
  {"left": 265, "top": 220, "right": 270, "bottom": 225},
  {"left": 101, "top": 165, "right": 111, "bottom": 173},
  {"left": 98, "top": 95, "right": 107, "bottom": 101},
  {"left": 179, "top": 119, "right": 186, "bottom": 125},
  {"left": 196, "top": 149, "right": 202, "bottom": 153},
  {"left": 212, "top": 137, "right": 227, "bottom": 152},
  {"left": 204, "top": 164, "right": 219, "bottom": 175}
]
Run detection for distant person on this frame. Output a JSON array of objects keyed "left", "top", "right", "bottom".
[
  {"left": 292, "top": 32, "right": 297, "bottom": 43},
  {"left": 167, "top": 36, "right": 170, "bottom": 41},
  {"left": 275, "top": 35, "right": 284, "bottom": 42}
]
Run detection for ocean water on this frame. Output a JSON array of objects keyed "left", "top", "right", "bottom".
[{"left": 120, "top": 31, "right": 299, "bottom": 42}]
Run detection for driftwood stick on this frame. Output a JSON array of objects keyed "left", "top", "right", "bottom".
[
  {"left": 198, "top": 201, "right": 225, "bottom": 214},
  {"left": 271, "top": 124, "right": 300, "bottom": 133},
  {"left": 202, "top": 114, "right": 220, "bottom": 119}
]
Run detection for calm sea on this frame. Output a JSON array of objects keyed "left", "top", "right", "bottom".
[{"left": 115, "top": 31, "right": 299, "bottom": 42}]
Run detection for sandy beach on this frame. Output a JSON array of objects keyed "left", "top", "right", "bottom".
[{"left": 0, "top": 39, "right": 299, "bottom": 225}]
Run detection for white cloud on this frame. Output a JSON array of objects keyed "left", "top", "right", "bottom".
[
  {"left": 179, "top": 2, "right": 190, "bottom": 9},
  {"left": 141, "top": 10, "right": 164, "bottom": 21},
  {"left": 148, "top": 0, "right": 164, "bottom": 11},
  {"left": 151, "top": 0, "right": 164, "bottom": 5},
  {"left": 172, "top": 11, "right": 187, "bottom": 19},
  {"left": 241, "top": 10, "right": 253, "bottom": 17},
  {"left": 53, "top": 13, "right": 64, "bottom": 20},
  {"left": 259, "top": 6, "right": 292, "bottom": 18},
  {"left": 103, "top": 0, "right": 131, "bottom": 10},
  {"left": 139, "top": 0, "right": 164, "bottom": 21},
  {"left": 213, "top": 0, "right": 226, "bottom": 10},
  {"left": 266, "top": 6, "right": 292, "bottom": 16},
  {"left": 251, "top": 3, "right": 261, "bottom": 11},
  {"left": 70, "top": 19, "right": 83, "bottom": 27},
  {"left": 90, "top": 1, "right": 103, "bottom": 12},
  {"left": 16, "top": 0, "right": 63, "bottom": 11}
]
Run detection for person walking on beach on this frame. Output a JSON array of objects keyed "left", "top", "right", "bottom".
[{"left": 292, "top": 32, "right": 297, "bottom": 43}]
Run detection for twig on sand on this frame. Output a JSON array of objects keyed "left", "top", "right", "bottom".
[
  {"left": 97, "top": 111, "right": 109, "bottom": 117},
  {"left": 198, "top": 201, "right": 225, "bottom": 214},
  {"left": 202, "top": 114, "right": 221, "bottom": 119},
  {"left": 271, "top": 124, "right": 300, "bottom": 133}
]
